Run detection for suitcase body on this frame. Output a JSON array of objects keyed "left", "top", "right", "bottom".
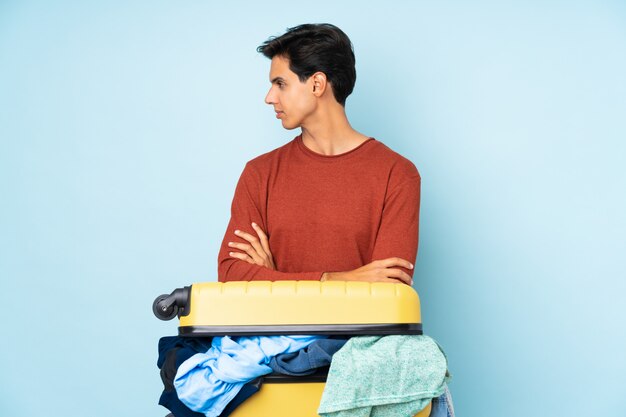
[{"left": 154, "top": 281, "right": 431, "bottom": 417}]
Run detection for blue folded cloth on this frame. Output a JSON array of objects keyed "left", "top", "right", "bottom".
[
  {"left": 158, "top": 337, "right": 210, "bottom": 417},
  {"left": 157, "top": 336, "right": 265, "bottom": 417},
  {"left": 269, "top": 338, "right": 348, "bottom": 376},
  {"left": 174, "top": 335, "right": 324, "bottom": 417}
]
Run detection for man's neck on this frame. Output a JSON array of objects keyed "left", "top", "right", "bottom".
[{"left": 300, "top": 105, "right": 370, "bottom": 156}]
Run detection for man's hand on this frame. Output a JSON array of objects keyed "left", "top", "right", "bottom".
[
  {"left": 321, "top": 258, "right": 414, "bottom": 285},
  {"left": 227, "top": 222, "right": 277, "bottom": 270}
]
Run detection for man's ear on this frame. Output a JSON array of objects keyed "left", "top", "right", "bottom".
[{"left": 311, "top": 72, "right": 327, "bottom": 96}]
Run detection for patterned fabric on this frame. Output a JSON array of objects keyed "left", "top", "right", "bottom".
[{"left": 318, "top": 335, "right": 450, "bottom": 417}]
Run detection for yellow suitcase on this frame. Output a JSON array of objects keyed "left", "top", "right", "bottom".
[{"left": 153, "top": 281, "right": 431, "bottom": 417}]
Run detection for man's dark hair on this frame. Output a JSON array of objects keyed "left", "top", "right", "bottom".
[{"left": 257, "top": 23, "right": 356, "bottom": 106}]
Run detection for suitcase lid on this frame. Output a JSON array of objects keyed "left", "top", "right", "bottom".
[{"left": 177, "top": 281, "right": 422, "bottom": 336}]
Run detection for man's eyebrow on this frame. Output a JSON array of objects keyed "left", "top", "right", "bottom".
[{"left": 270, "top": 76, "right": 286, "bottom": 84}]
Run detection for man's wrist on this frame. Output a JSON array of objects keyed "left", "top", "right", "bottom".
[{"left": 321, "top": 272, "right": 343, "bottom": 282}]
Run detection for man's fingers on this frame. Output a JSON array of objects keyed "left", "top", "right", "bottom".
[
  {"left": 377, "top": 277, "right": 408, "bottom": 285},
  {"left": 251, "top": 222, "right": 271, "bottom": 255},
  {"left": 234, "top": 229, "right": 258, "bottom": 244},
  {"left": 228, "top": 251, "right": 255, "bottom": 264},
  {"left": 229, "top": 240, "right": 263, "bottom": 264},
  {"left": 384, "top": 268, "right": 413, "bottom": 285},
  {"left": 379, "top": 257, "right": 414, "bottom": 270},
  {"left": 228, "top": 241, "right": 255, "bottom": 254},
  {"left": 234, "top": 229, "right": 266, "bottom": 259}
]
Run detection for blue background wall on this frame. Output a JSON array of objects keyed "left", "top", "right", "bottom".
[{"left": 1, "top": 1, "right": 625, "bottom": 416}]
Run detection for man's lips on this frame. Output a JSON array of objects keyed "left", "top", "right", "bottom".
[{"left": 275, "top": 111, "right": 284, "bottom": 119}]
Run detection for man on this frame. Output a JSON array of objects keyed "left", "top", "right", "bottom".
[{"left": 217, "top": 23, "right": 420, "bottom": 285}]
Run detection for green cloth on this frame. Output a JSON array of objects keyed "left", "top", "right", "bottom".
[{"left": 317, "top": 335, "right": 450, "bottom": 417}]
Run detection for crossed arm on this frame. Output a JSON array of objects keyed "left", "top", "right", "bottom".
[{"left": 226, "top": 222, "right": 414, "bottom": 285}]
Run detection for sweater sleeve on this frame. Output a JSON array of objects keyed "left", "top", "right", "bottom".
[
  {"left": 369, "top": 168, "right": 421, "bottom": 279},
  {"left": 217, "top": 162, "right": 324, "bottom": 282}
]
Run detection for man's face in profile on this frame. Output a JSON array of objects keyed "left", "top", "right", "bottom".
[{"left": 265, "top": 55, "right": 317, "bottom": 130}]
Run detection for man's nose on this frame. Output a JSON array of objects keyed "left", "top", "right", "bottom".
[{"left": 265, "top": 88, "right": 276, "bottom": 105}]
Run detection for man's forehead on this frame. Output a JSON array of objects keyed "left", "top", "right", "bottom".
[{"left": 268, "top": 56, "right": 294, "bottom": 81}]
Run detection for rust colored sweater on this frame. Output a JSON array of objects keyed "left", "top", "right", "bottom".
[{"left": 217, "top": 134, "right": 421, "bottom": 282}]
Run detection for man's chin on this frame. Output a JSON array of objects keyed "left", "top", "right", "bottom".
[{"left": 281, "top": 121, "right": 299, "bottom": 130}]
